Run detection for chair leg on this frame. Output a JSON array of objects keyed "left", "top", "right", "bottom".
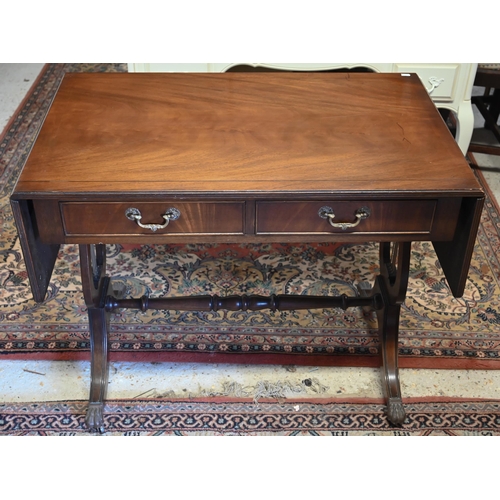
[
  {"left": 469, "top": 88, "right": 500, "bottom": 155},
  {"left": 488, "top": 88, "right": 500, "bottom": 128}
]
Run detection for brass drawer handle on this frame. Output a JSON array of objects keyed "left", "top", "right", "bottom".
[
  {"left": 318, "top": 206, "right": 371, "bottom": 230},
  {"left": 125, "top": 207, "right": 181, "bottom": 232}
]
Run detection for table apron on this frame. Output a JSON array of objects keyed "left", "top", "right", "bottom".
[{"left": 31, "top": 197, "right": 463, "bottom": 244}]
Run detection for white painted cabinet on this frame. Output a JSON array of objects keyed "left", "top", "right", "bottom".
[{"left": 128, "top": 62, "right": 478, "bottom": 154}]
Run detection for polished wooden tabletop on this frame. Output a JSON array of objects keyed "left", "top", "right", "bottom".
[{"left": 13, "top": 72, "right": 482, "bottom": 198}]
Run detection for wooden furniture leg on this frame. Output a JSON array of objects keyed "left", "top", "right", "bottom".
[
  {"left": 81, "top": 240, "right": 412, "bottom": 430},
  {"left": 79, "top": 244, "right": 122, "bottom": 433},
  {"left": 375, "top": 242, "right": 411, "bottom": 425}
]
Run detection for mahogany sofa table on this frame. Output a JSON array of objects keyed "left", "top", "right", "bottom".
[{"left": 10, "top": 72, "right": 484, "bottom": 432}]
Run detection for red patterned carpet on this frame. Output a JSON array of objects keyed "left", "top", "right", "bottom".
[
  {"left": 1, "top": 64, "right": 500, "bottom": 370},
  {"left": 1, "top": 397, "right": 499, "bottom": 435}
]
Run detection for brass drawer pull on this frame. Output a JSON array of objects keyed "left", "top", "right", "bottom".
[
  {"left": 125, "top": 207, "right": 181, "bottom": 232},
  {"left": 318, "top": 206, "right": 371, "bottom": 230}
]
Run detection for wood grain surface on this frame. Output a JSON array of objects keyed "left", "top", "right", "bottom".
[{"left": 13, "top": 72, "right": 482, "bottom": 197}]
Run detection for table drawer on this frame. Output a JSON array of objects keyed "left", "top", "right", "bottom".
[
  {"left": 61, "top": 202, "right": 245, "bottom": 236},
  {"left": 256, "top": 200, "right": 437, "bottom": 235}
]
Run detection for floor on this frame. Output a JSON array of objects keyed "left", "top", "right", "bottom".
[{"left": 1, "top": 63, "right": 500, "bottom": 405}]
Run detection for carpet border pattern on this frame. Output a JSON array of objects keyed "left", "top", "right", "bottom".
[{"left": 1, "top": 398, "right": 499, "bottom": 436}]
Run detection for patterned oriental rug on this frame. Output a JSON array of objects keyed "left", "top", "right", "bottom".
[
  {"left": 1, "top": 397, "right": 499, "bottom": 436},
  {"left": 1, "top": 64, "right": 500, "bottom": 369}
]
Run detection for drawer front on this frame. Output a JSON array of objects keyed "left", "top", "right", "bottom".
[
  {"left": 394, "top": 63, "right": 460, "bottom": 102},
  {"left": 61, "top": 202, "right": 245, "bottom": 236},
  {"left": 256, "top": 200, "right": 437, "bottom": 235}
]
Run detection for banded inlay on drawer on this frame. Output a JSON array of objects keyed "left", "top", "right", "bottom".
[
  {"left": 61, "top": 202, "right": 245, "bottom": 236},
  {"left": 256, "top": 200, "right": 437, "bottom": 234}
]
